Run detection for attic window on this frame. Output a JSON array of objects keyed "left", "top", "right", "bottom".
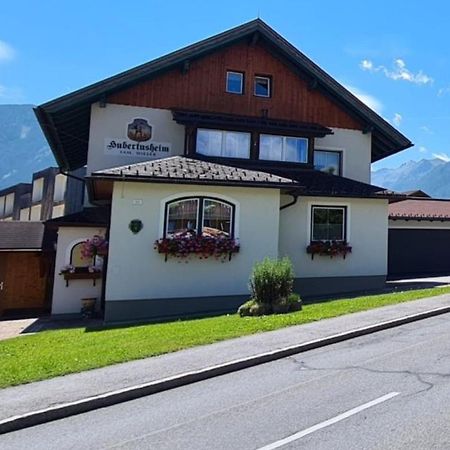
[
  {"left": 254, "top": 76, "right": 271, "bottom": 97},
  {"left": 226, "top": 71, "right": 244, "bottom": 94}
]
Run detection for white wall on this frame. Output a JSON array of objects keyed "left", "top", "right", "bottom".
[
  {"left": 87, "top": 103, "right": 185, "bottom": 176},
  {"left": 32, "top": 178, "right": 44, "bottom": 203},
  {"left": 52, "top": 226, "right": 105, "bottom": 315},
  {"left": 315, "top": 128, "right": 372, "bottom": 184},
  {"left": 53, "top": 173, "right": 67, "bottom": 202},
  {"left": 106, "top": 182, "right": 280, "bottom": 301},
  {"left": 4, "top": 193, "right": 14, "bottom": 216},
  {"left": 52, "top": 204, "right": 65, "bottom": 218},
  {"left": 19, "top": 208, "right": 30, "bottom": 221},
  {"left": 29, "top": 205, "right": 41, "bottom": 221},
  {"left": 279, "top": 195, "right": 389, "bottom": 278}
]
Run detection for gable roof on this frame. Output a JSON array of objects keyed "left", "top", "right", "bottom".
[
  {"left": 90, "top": 156, "right": 299, "bottom": 189},
  {"left": 35, "top": 19, "right": 412, "bottom": 171}
]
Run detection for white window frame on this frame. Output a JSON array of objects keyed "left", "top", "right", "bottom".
[
  {"left": 196, "top": 128, "right": 251, "bottom": 159},
  {"left": 254, "top": 76, "right": 271, "bottom": 97},
  {"left": 307, "top": 200, "right": 351, "bottom": 243},
  {"left": 259, "top": 134, "right": 308, "bottom": 163},
  {"left": 226, "top": 71, "right": 244, "bottom": 94},
  {"left": 160, "top": 192, "right": 240, "bottom": 239},
  {"left": 315, "top": 146, "right": 345, "bottom": 177}
]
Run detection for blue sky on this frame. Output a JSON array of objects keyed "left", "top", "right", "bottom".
[{"left": 1, "top": 0, "right": 449, "bottom": 170}]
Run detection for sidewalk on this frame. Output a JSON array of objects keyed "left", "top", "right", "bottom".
[{"left": 1, "top": 294, "right": 450, "bottom": 424}]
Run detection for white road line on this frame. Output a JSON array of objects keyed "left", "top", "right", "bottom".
[{"left": 257, "top": 391, "right": 400, "bottom": 450}]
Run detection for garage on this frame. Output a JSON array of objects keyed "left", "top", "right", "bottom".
[{"left": 388, "top": 199, "right": 450, "bottom": 278}]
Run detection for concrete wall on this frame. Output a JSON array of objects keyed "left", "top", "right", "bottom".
[
  {"left": 315, "top": 128, "right": 372, "bottom": 184},
  {"left": 51, "top": 226, "right": 106, "bottom": 315},
  {"left": 105, "top": 182, "right": 280, "bottom": 320},
  {"left": 87, "top": 103, "right": 185, "bottom": 175},
  {"left": 279, "top": 195, "right": 389, "bottom": 292}
]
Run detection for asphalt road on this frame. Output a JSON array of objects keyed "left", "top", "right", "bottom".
[{"left": 2, "top": 314, "right": 450, "bottom": 449}]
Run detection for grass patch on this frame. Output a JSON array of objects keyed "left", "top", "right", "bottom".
[{"left": 1, "top": 286, "right": 450, "bottom": 388}]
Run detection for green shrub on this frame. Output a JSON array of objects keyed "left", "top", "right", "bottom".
[{"left": 249, "top": 257, "right": 294, "bottom": 305}]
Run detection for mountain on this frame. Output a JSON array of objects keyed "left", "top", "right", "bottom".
[
  {"left": 0, "top": 104, "right": 55, "bottom": 190},
  {"left": 371, "top": 158, "right": 450, "bottom": 198}
]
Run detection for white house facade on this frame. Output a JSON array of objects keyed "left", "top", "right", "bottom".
[{"left": 38, "top": 19, "right": 412, "bottom": 323}]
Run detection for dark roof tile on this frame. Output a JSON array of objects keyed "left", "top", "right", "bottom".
[{"left": 91, "top": 156, "right": 299, "bottom": 188}]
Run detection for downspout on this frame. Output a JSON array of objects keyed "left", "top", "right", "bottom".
[{"left": 280, "top": 193, "right": 299, "bottom": 210}]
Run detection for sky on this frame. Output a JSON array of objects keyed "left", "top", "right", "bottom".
[{"left": 1, "top": 0, "right": 449, "bottom": 170}]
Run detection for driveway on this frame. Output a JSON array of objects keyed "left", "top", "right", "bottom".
[{"left": 0, "top": 318, "right": 40, "bottom": 341}]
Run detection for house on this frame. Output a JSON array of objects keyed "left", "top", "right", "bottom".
[
  {"left": 35, "top": 19, "right": 412, "bottom": 323},
  {"left": 0, "top": 221, "right": 56, "bottom": 316},
  {"left": 388, "top": 197, "right": 450, "bottom": 277}
]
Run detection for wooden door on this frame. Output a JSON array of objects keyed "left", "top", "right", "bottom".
[{"left": 0, "top": 252, "right": 48, "bottom": 316}]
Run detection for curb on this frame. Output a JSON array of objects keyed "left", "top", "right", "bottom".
[{"left": 1, "top": 304, "right": 450, "bottom": 435}]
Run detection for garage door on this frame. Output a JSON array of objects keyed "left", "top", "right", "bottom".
[{"left": 388, "top": 228, "right": 450, "bottom": 277}]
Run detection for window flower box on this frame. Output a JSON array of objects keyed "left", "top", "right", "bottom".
[
  {"left": 60, "top": 266, "right": 102, "bottom": 287},
  {"left": 306, "top": 240, "right": 352, "bottom": 260},
  {"left": 155, "top": 231, "right": 240, "bottom": 261}
]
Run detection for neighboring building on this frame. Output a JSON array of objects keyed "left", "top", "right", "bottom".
[
  {"left": 0, "top": 183, "right": 32, "bottom": 221},
  {"left": 35, "top": 19, "right": 412, "bottom": 323},
  {"left": 389, "top": 198, "right": 450, "bottom": 277},
  {"left": 0, "top": 167, "right": 85, "bottom": 222}
]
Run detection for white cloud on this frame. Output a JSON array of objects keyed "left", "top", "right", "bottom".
[
  {"left": 438, "top": 86, "right": 450, "bottom": 97},
  {"left": 393, "top": 113, "right": 402, "bottom": 127},
  {"left": 344, "top": 84, "right": 383, "bottom": 114},
  {"left": 360, "top": 58, "right": 433, "bottom": 85},
  {"left": 0, "top": 40, "right": 14, "bottom": 62},
  {"left": 1, "top": 169, "right": 16, "bottom": 180},
  {"left": 420, "top": 125, "right": 433, "bottom": 134},
  {"left": 20, "top": 125, "right": 31, "bottom": 139},
  {"left": 419, "top": 146, "right": 428, "bottom": 153},
  {"left": 432, "top": 152, "right": 450, "bottom": 162}
]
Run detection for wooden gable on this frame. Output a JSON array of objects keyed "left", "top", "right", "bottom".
[{"left": 108, "top": 41, "right": 363, "bottom": 130}]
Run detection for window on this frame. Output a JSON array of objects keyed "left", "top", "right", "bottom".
[
  {"left": 254, "top": 76, "right": 271, "bottom": 97},
  {"left": 70, "top": 242, "right": 96, "bottom": 267},
  {"left": 166, "top": 197, "right": 234, "bottom": 237},
  {"left": 259, "top": 134, "right": 308, "bottom": 163},
  {"left": 226, "top": 71, "right": 244, "bottom": 94},
  {"left": 314, "top": 150, "right": 341, "bottom": 175},
  {"left": 311, "top": 206, "right": 346, "bottom": 241},
  {"left": 196, "top": 129, "right": 251, "bottom": 159}
]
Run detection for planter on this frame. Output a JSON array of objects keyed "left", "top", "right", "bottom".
[
  {"left": 306, "top": 241, "right": 352, "bottom": 260},
  {"left": 155, "top": 233, "right": 240, "bottom": 261},
  {"left": 63, "top": 272, "right": 102, "bottom": 287},
  {"left": 81, "top": 297, "right": 97, "bottom": 318}
]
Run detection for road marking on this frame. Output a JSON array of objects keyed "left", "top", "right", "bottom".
[{"left": 257, "top": 391, "right": 400, "bottom": 450}]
